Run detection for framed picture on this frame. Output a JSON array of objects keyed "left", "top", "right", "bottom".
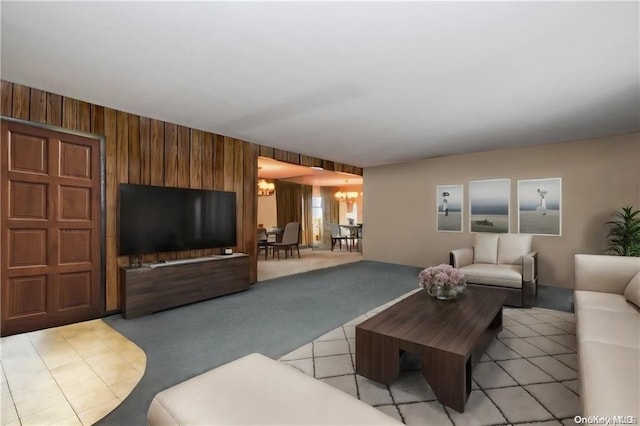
[
  {"left": 436, "top": 185, "right": 463, "bottom": 232},
  {"left": 518, "top": 178, "right": 562, "bottom": 236},
  {"left": 469, "top": 179, "right": 510, "bottom": 233}
]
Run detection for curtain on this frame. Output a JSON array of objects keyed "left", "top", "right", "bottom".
[
  {"left": 320, "top": 187, "right": 340, "bottom": 247},
  {"left": 275, "top": 180, "right": 302, "bottom": 228},
  {"left": 301, "top": 184, "right": 313, "bottom": 246}
]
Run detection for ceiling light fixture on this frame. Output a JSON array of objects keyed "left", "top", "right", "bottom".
[
  {"left": 257, "top": 179, "right": 275, "bottom": 196},
  {"left": 335, "top": 191, "right": 359, "bottom": 201}
]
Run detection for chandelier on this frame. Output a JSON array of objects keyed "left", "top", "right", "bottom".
[
  {"left": 335, "top": 191, "right": 359, "bottom": 201},
  {"left": 257, "top": 179, "right": 275, "bottom": 196}
]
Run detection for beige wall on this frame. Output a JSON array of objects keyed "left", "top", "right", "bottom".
[
  {"left": 257, "top": 193, "right": 277, "bottom": 228},
  {"left": 363, "top": 133, "right": 640, "bottom": 288}
]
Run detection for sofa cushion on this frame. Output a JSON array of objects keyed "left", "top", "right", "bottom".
[
  {"left": 474, "top": 234, "right": 499, "bottom": 264},
  {"left": 578, "top": 341, "right": 639, "bottom": 418},
  {"left": 459, "top": 263, "right": 522, "bottom": 288},
  {"left": 624, "top": 270, "right": 640, "bottom": 309},
  {"left": 575, "top": 290, "right": 639, "bottom": 316},
  {"left": 147, "top": 353, "right": 402, "bottom": 425},
  {"left": 576, "top": 305, "right": 639, "bottom": 349},
  {"left": 497, "top": 234, "right": 532, "bottom": 265}
]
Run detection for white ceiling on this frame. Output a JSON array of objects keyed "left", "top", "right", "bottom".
[{"left": 1, "top": 2, "right": 638, "bottom": 168}]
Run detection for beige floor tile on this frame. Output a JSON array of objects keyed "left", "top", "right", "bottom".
[
  {"left": 486, "top": 339, "right": 521, "bottom": 360},
  {"left": 10, "top": 380, "right": 61, "bottom": 404},
  {"left": 50, "top": 359, "right": 100, "bottom": 385},
  {"left": 525, "top": 382, "right": 581, "bottom": 418},
  {"left": 554, "top": 353, "right": 579, "bottom": 370},
  {"left": 524, "top": 336, "right": 574, "bottom": 355},
  {"left": 547, "top": 334, "right": 577, "bottom": 351},
  {"left": 356, "top": 375, "right": 394, "bottom": 406},
  {"left": 282, "top": 358, "right": 314, "bottom": 376},
  {"left": 527, "top": 323, "right": 568, "bottom": 336},
  {"left": 39, "top": 349, "right": 84, "bottom": 370},
  {"left": 500, "top": 337, "right": 548, "bottom": 358},
  {"left": 2, "top": 356, "right": 49, "bottom": 379},
  {"left": 528, "top": 356, "right": 578, "bottom": 381},
  {"left": 128, "top": 354, "right": 147, "bottom": 373},
  {"left": 69, "top": 387, "right": 119, "bottom": 413},
  {"left": 511, "top": 313, "right": 545, "bottom": 325},
  {"left": 76, "top": 397, "right": 120, "bottom": 426},
  {"left": 1, "top": 400, "right": 19, "bottom": 424},
  {"left": 375, "top": 405, "right": 403, "bottom": 423},
  {"left": 15, "top": 387, "right": 68, "bottom": 418},
  {"left": 316, "top": 327, "right": 346, "bottom": 342},
  {"left": 73, "top": 340, "right": 112, "bottom": 358},
  {"left": 388, "top": 371, "right": 436, "bottom": 404},
  {"left": 56, "top": 375, "right": 111, "bottom": 401},
  {"left": 94, "top": 363, "right": 140, "bottom": 386},
  {"left": 51, "top": 415, "right": 83, "bottom": 426},
  {"left": 280, "top": 342, "right": 313, "bottom": 361},
  {"left": 115, "top": 346, "right": 145, "bottom": 363},
  {"left": 320, "top": 375, "right": 358, "bottom": 399},
  {"left": 498, "top": 359, "right": 555, "bottom": 385},
  {"left": 399, "top": 401, "right": 453, "bottom": 426},
  {"left": 5, "top": 369, "right": 57, "bottom": 392},
  {"left": 109, "top": 375, "right": 142, "bottom": 399},
  {"left": 446, "top": 390, "right": 506, "bottom": 425},
  {"left": 313, "top": 339, "right": 350, "bottom": 357},
  {"left": 506, "top": 325, "right": 540, "bottom": 338},
  {"left": 472, "top": 362, "right": 517, "bottom": 389},
  {"left": 84, "top": 351, "right": 125, "bottom": 368},
  {"left": 19, "top": 400, "right": 76, "bottom": 426},
  {"left": 314, "top": 354, "right": 353, "bottom": 378},
  {"left": 486, "top": 386, "right": 553, "bottom": 423}
]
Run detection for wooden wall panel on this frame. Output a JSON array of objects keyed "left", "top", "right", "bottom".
[
  {"left": 1, "top": 81, "right": 12, "bottom": 116},
  {"left": 128, "top": 115, "right": 140, "bottom": 185},
  {"left": 62, "top": 97, "right": 79, "bottom": 130},
  {"left": 164, "top": 123, "right": 178, "bottom": 188},
  {"left": 213, "top": 134, "right": 225, "bottom": 191},
  {"left": 12, "top": 84, "right": 29, "bottom": 120},
  {"left": 1, "top": 80, "right": 360, "bottom": 313},
  {"left": 139, "top": 117, "right": 151, "bottom": 185},
  {"left": 29, "top": 89, "right": 47, "bottom": 124},
  {"left": 78, "top": 101, "right": 91, "bottom": 133},
  {"left": 103, "top": 108, "right": 118, "bottom": 310},
  {"left": 46, "top": 93, "right": 62, "bottom": 127}
]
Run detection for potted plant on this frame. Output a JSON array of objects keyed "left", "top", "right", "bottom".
[{"left": 606, "top": 206, "right": 640, "bottom": 257}]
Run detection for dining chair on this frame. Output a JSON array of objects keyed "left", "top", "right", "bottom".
[
  {"left": 329, "top": 223, "right": 348, "bottom": 251},
  {"left": 272, "top": 222, "right": 300, "bottom": 260},
  {"left": 257, "top": 227, "right": 271, "bottom": 260}
]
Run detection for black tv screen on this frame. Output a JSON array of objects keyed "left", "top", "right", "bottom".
[{"left": 118, "top": 184, "right": 237, "bottom": 256}]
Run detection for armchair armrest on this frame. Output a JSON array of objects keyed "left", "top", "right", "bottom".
[
  {"left": 450, "top": 248, "right": 473, "bottom": 268},
  {"left": 522, "top": 251, "right": 537, "bottom": 282}
]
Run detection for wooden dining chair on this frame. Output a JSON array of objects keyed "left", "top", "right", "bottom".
[
  {"left": 329, "top": 223, "right": 348, "bottom": 251},
  {"left": 257, "top": 227, "right": 271, "bottom": 260}
]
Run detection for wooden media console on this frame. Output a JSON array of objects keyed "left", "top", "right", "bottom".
[{"left": 119, "top": 253, "right": 251, "bottom": 319}]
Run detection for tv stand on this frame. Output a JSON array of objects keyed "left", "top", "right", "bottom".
[{"left": 120, "top": 253, "right": 251, "bottom": 318}]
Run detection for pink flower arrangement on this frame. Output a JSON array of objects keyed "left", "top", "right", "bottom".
[{"left": 419, "top": 264, "right": 466, "bottom": 299}]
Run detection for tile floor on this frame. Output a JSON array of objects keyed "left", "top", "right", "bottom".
[
  {"left": 280, "top": 289, "right": 581, "bottom": 426},
  {"left": 258, "top": 248, "right": 362, "bottom": 281},
  {"left": 1, "top": 319, "right": 146, "bottom": 426}
]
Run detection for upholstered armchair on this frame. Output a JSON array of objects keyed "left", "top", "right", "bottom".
[{"left": 450, "top": 234, "right": 538, "bottom": 307}]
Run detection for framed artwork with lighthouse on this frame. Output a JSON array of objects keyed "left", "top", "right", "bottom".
[
  {"left": 518, "top": 178, "right": 562, "bottom": 236},
  {"left": 436, "top": 184, "right": 463, "bottom": 232}
]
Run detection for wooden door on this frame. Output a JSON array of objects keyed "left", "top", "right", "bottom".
[{"left": 1, "top": 120, "right": 102, "bottom": 336}]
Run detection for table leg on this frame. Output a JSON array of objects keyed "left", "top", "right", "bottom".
[
  {"left": 355, "top": 328, "right": 400, "bottom": 384},
  {"left": 421, "top": 347, "right": 470, "bottom": 412}
]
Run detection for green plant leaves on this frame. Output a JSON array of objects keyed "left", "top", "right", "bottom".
[{"left": 606, "top": 206, "right": 640, "bottom": 257}]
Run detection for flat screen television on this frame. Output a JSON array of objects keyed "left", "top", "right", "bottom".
[{"left": 118, "top": 184, "right": 237, "bottom": 256}]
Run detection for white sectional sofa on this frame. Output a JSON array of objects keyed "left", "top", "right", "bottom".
[
  {"left": 574, "top": 254, "right": 640, "bottom": 420},
  {"left": 148, "top": 353, "right": 401, "bottom": 425}
]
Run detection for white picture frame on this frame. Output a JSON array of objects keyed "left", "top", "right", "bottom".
[
  {"left": 469, "top": 179, "right": 510, "bottom": 233},
  {"left": 518, "top": 177, "right": 562, "bottom": 236},
  {"left": 436, "top": 184, "right": 463, "bottom": 232}
]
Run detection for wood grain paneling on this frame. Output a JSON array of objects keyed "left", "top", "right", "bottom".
[
  {"left": 12, "top": 84, "right": 30, "bottom": 120},
  {"left": 1, "top": 81, "right": 12, "bottom": 116},
  {"left": 29, "top": 89, "right": 47, "bottom": 124},
  {"left": 1, "top": 80, "right": 360, "bottom": 313}
]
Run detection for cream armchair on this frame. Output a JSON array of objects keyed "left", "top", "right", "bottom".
[{"left": 450, "top": 234, "right": 537, "bottom": 307}]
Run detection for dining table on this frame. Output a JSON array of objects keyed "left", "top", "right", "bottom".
[{"left": 340, "top": 224, "right": 362, "bottom": 252}]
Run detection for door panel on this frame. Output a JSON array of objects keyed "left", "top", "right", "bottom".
[{"left": 1, "top": 119, "right": 102, "bottom": 336}]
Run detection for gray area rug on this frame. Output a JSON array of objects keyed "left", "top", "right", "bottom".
[
  {"left": 280, "top": 289, "right": 580, "bottom": 425},
  {"left": 99, "top": 260, "right": 421, "bottom": 425}
]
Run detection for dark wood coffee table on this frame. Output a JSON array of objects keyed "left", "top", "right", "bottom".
[{"left": 355, "top": 288, "right": 507, "bottom": 412}]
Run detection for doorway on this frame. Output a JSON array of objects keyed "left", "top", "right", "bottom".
[{"left": 1, "top": 119, "right": 104, "bottom": 336}]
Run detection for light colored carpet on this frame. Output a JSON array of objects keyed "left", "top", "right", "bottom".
[
  {"left": 280, "top": 289, "right": 580, "bottom": 426},
  {"left": 258, "top": 248, "right": 362, "bottom": 281}
]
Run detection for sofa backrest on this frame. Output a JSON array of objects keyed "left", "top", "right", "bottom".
[
  {"left": 474, "top": 234, "right": 499, "bottom": 264},
  {"left": 498, "top": 234, "right": 533, "bottom": 265},
  {"left": 473, "top": 233, "right": 532, "bottom": 265}
]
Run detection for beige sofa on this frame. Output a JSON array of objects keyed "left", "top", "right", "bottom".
[
  {"left": 148, "top": 353, "right": 401, "bottom": 425},
  {"left": 574, "top": 254, "right": 639, "bottom": 420},
  {"left": 450, "top": 234, "right": 537, "bottom": 307}
]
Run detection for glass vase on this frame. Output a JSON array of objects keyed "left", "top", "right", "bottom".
[{"left": 435, "top": 285, "right": 458, "bottom": 300}]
